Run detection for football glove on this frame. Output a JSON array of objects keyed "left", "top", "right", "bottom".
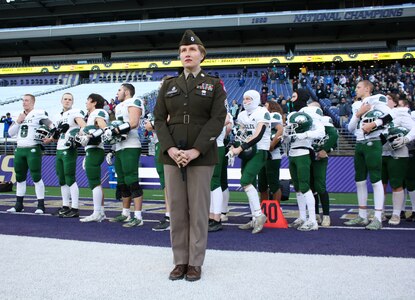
[
  {"left": 225, "top": 150, "right": 235, "bottom": 167},
  {"left": 106, "top": 151, "right": 114, "bottom": 166},
  {"left": 74, "top": 134, "right": 90, "bottom": 147},
  {"left": 391, "top": 136, "right": 409, "bottom": 150}
]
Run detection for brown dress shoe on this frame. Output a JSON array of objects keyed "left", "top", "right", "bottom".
[
  {"left": 169, "top": 264, "right": 188, "bottom": 280},
  {"left": 185, "top": 265, "right": 202, "bottom": 282}
]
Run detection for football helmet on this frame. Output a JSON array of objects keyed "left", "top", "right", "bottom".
[
  {"left": 300, "top": 106, "right": 323, "bottom": 117},
  {"left": 65, "top": 128, "right": 81, "bottom": 148},
  {"left": 34, "top": 125, "right": 51, "bottom": 141},
  {"left": 233, "top": 123, "right": 256, "bottom": 160},
  {"left": 386, "top": 126, "right": 409, "bottom": 150},
  {"left": 102, "top": 120, "right": 127, "bottom": 145},
  {"left": 285, "top": 112, "right": 313, "bottom": 136},
  {"left": 360, "top": 109, "right": 385, "bottom": 132},
  {"left": 312, "top": 135, "right": 329, "bottom": 152},
  {"left": 78, "top": 125, "right": 102, "bottom": 146}
]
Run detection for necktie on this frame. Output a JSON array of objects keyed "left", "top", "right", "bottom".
[{"left": 186, "top": 73, "right": 195, "bottom": 92}]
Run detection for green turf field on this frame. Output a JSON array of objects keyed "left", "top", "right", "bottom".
[{"left": 20, "top": 186, "right": 393, "bottom": 206}]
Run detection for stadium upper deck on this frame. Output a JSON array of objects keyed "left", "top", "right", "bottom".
[{"left": 0, "top": 0, "right": 414, "bottom": 61}]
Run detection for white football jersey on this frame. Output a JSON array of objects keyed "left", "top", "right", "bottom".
[
  {"left": 85, "top": 109, "right": 109, "bottom": 150},
  {"left": 56, "top": 108, "right": 85, "bottom": 150},
  {"left": 349, "top": 94, "right": 392, "bottom": 141},
  {"left": 286, "top": 112, "right": 325, "bottom": 157},
  {"left": 114, "top": 97, "right": 144, "bottom": 150},
  {"left": 217, "top": 113, "right": 233, "bottom": 147},
  {"left": 16, "top": 109, "right": 49, "bottom": 147},
  {"left": 269, "top": 112, "right": 283, "bottom": 160},
  {"left": 383, "top": 107, "right": 415, "bottom": 157},
  {"left": 237, "top": 106, "right": 271, "bottom": 151}
]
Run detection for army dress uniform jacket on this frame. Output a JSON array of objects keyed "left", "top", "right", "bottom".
[{"left": 154, "top": 70, "right": 227, "bottom": 166}]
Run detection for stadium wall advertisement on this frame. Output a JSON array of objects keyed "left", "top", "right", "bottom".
[
  {"left": 0, "top": 51, "right": 414, "bottom": 75},
  {"left": 0, "top": 155, "right": 374, "bottom": 193}
]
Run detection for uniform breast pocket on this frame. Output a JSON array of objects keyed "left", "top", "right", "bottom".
[
  {"left": 195, "top": 89, "right": 213, "bottom": 98},
  {"left": 165, "top": 90, "right": 182, "bottom": 111},
  {"left": 194, "top": 89, "right": 213, "bottom": 109}
]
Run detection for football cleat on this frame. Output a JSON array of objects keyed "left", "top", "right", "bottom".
[
  {"left": 297, "top": 220, "right": 318, "bottom": 231},
  {"left": 61, "top": 208, "right": 80, "bottom": 218},
  {"left": 252, "top": 214, "right": 267, "bottom": 234},
  {"left": 289, "top": 218, "right": 305, "bottom": 228},
  {"left": 344, "top": 216, "right": 369, "bottom": 226},
  {"left": 109, "top": 214, "right": 131, "bottom": 223},
  {"left": 152, "top": 217, "right": 170, "bottom": 231},
  {"left": 365, "top": 218, "right": 382, "bottom": 230},
  {"left": 321, "top": 215, "right": 331, "bottom": 227},
  {"left": 122, "top": 217, "right": 144, "bottom": 228},
  {"left": 7, "top": 206, "right": 24, "bottom": 213},
  {"left": 388, "top": 214, "right": 400, "bottom": 226},
  {"left": 238, "top": 220, "right": 253, "bottom": 230},
  {"left": 208, "top": 220, "right": 223, "bottom": 232},
  {"left": 35, "top": 208, "right": 45, "bottom": 214},
  {"left": 80, "top": 212, "right": 105, "bottom": 223}
]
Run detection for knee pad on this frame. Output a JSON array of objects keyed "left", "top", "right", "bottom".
[
  {"left": 119, "top": 184, "right": 131, "bottom": 198},
  {"left": 129, "top": 181, "right": 143, "bottom": 198}
]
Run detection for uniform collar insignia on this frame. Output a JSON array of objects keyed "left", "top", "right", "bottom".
[{"left": 167, "top": 86, "right": 178, "bottom": 95}]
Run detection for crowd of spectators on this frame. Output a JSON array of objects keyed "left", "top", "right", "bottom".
[{"left": 307, "top": 62, "right": 415, "bottom": 126}]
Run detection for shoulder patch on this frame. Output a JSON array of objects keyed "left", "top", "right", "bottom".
[
  {"left": 264, "top": 112, "right": 271, "bottom": 120},
  {"left": 45, "top": 111, "right": 48, "bottom": 116},
  {"left": 98, "top": 111, "right": 106, "bottom": 118},
  {"left": 272, "top": 113, "right": 281, "bottom": 121},
  {"left": 134, "top": 99, "right": 142, "bottom": 107},
  {"left": 80, "top": 110, "right": 85, "bottom": 116},
  {"left": 379, "top": 96, "right": 387, "bottom": 103}
]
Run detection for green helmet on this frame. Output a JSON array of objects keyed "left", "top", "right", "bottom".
[
  {"left": 82, "top": 125, "right": 101, "bottom": 145},
  {"left": 361, "top": 109, "right": 385, "bottom": 133},
  {"left": 286, "top": 112, "right": 313, "bottom": 136},
  {"left": 312, "top": 135, "right": 329, "bottom": 152},
  {"left": 65, "top": 128, "right": 81, "bottom": 148},
  {"left": 232, "top": 123, "right": 257, "bottom": 161},
  {"left": 386, "top": 126, "right": 409, "bottom": 150},
  {"left": 102, "top": 120, "right": 127, "bottom": 145}
]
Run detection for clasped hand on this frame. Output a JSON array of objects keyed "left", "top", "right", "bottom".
[{"left": 168, "top": 147, "right": 200, "bottom": 168}]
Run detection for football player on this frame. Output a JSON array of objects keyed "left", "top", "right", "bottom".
[
  {"left": 397, "top": 98, "right": 415, "bottom": 222},
  {"left": 78, "top": 93, "right": 109, "bottom": 222},
  {"left": 209, "top": 106, "right": 233, "bottom": 232},
  {"left": 44, "top": 93, "right": 86, "bottom": 218},
  {"left": 105, "top": 83, "right": 145, "bottom": 227},
  {"left": 285, "top": 105, "right": 325, "bottom": 231},
  {"left": 303, "top": 102, "right": 338, "bottom": 227},
  {"left": 227, "top": 90, "right": 270, "bottom": 234},
  {"left": 381, "top": 93, "right": 415, "bottom": 225},
  {"left": 346, "top": 80, "right": 393, "bottom": 230},
  {"left": 7, "top": 94, "right": 55, "bottom": 214},
  {"left": 258, "top": 100, "right": 284, "bottom": 202},
  {"left": 144, "top": 114, "right": 170, "bottom": 231}
]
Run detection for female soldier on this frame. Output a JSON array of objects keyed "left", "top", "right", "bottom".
[{"left": 154, "top": 30, "right": 226, "bottom": 281}]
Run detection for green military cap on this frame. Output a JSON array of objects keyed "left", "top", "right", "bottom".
[{"left": 179, "top": 29, "right": 204, "bottom": 46}]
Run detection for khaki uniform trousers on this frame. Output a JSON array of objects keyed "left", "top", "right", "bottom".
[{"left": 164, "top": 164, "right": 214, "bottom": 267}]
